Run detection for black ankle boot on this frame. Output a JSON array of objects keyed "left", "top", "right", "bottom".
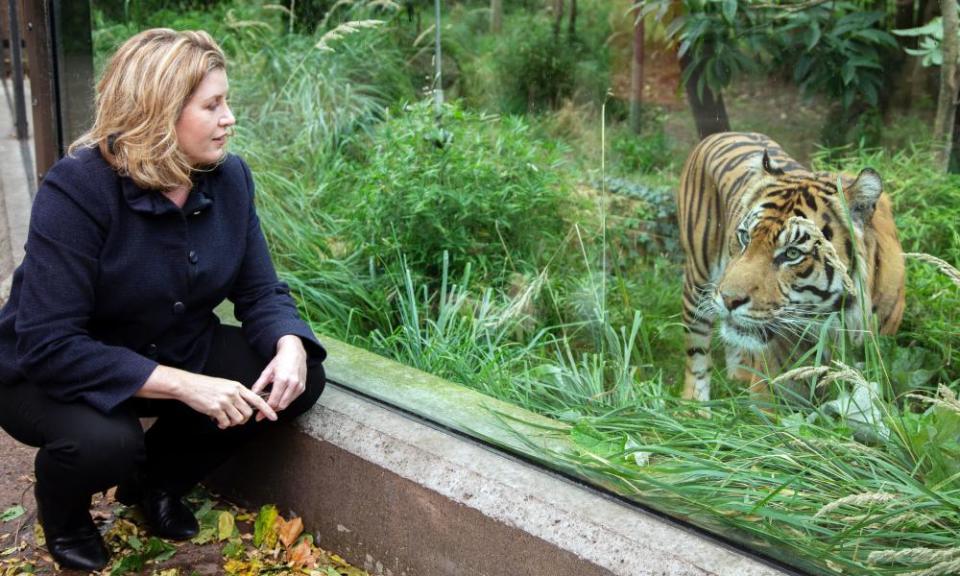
[
  {"left": 141, "top": 489, "right": 199, "bottom": 541},
  {"left": 35, "top": 486, "right": 109, "bottom": 571}
]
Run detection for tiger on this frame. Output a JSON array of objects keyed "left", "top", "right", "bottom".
[{"left": 676, "top": 132, "right": 905, "bottom": 401}]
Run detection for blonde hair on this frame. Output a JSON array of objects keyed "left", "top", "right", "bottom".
[{"left": 69, "top": 28, "right": 226, "bottom": 191}]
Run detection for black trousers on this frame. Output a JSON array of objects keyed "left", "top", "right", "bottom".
[{"left": 0, "top": 324, "right": 325, "bottom": 533}]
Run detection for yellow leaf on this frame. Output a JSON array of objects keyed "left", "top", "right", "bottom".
[
  {"left": 32, "top": 523, "right": 44, "bottom": 548},
  {"left": 329, "top": 553, "right": 347, "bottom": 566},
  {"left": 278, "top": 516, "right": 303, "bottom": 548},
  {"left": 224, "top": 558, "right": 263, "bottom": 576},
  {"left": 218, "top": 511, "right": 236, "bottom": 542}
]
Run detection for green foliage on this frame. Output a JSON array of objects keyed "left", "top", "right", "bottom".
[
  {"left": 338, "top": 100, "right": 572, "bottom": 280},
  {"left": 893, "top": 15, "right": 959, "bottom": 67},
  {"left": 368, "top": 253, "right": 545, "bottom": 401},
  {"left": 108, "top": 537, "right": 176, "bottom": 575},
  {"left": 781, "top": 7, "right": 897, "bottom": 110},
  {"left": 493, "top": 14, "right": 579, "bottom": 113},
  {"left": 609, "top": 118, "right": 673, "bottom": 175},
  {"left": 638, "top": 0, "right": 897, "bottom": 110}
]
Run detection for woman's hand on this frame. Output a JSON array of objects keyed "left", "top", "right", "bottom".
[
  {"left": 138, "top": 365, "right": 277, "bottom": 429},
  {"left": 251, "top": 335, "right": 308, "bottom": 421},
  {"left": 180, "top": 373, "right": 278, "bottom": 429}
]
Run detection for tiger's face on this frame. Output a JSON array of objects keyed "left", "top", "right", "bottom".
[{"left": 711, "top": 170, "right": 879, "bottom": 352}]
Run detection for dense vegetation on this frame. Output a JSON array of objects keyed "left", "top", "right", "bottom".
[{"left": 93, "top": 1, "right": 960, "bottom": 574}]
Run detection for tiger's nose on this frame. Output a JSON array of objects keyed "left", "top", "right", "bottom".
[{"left": 722, "top": 292, "right": 750, "bottom": 312}]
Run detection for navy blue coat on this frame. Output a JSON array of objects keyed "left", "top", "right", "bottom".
[{"left": 0, "top": 146, "right": 325, "bottom": 413}]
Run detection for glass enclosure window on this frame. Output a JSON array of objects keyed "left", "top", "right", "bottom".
[{"left": 89, "top": 1, "right": 960, "bottom": 574}]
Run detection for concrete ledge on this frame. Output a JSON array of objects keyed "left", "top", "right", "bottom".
[{"left": 213, "top": 339, "right": 792, "bottom": 576}]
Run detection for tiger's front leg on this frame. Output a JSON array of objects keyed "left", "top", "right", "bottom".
[{"left": 682, "top": 268, "right": 714, "bottom": 401}]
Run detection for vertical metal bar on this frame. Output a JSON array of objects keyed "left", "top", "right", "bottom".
[
  {"left": 7, "top": 0, "right": 28, "bottom": 140},
  {"left": 1, "top": 0, "right": 9, "bottom": 79},
  {"left": 50, "top": 0, "right": 93, "bottom": 151},
  {"left": 21, "top": 0, "right": 58, "bottom": 184},
  {"left": 433, "top": 0, "right": 442, "bottom": 118}
]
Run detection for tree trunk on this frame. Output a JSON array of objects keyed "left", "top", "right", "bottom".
[
  {"left": 553, "top": 0, "right": 564, "bottom": 41},
  {"left": 887, "top": 0, "right": 917, "bottom": 110},
  {"left": 629, "top": 10, "right": 645, "bottom": 134},
  {"left": 894, "top": 0, "right": 916, "bottom": 29},
  {"left": 905, "top": 0, "right": 939, "bottom": 107},
  {"left": 679, "top": 51, "right": 731, "bottom": 139},
  {"left": 935, "top": 0, "right": 959, "bottom": 171},
  {"left": 567, "top": 0, "right": 577, "bottom": 41},
  {"left": 490, "top": 0, "right": 502, "bottom": 34}
]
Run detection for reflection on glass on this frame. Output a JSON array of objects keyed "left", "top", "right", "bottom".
[{"left": 88, "top": 2, "right": 960, "bottom": 574}]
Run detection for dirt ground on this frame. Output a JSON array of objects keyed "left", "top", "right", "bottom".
[{"left": 0, "top": 430, "right": 231, "bottom": 575}]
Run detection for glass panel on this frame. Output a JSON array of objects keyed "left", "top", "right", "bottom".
[{"left": 87, "top": 2, "right": 960, "bottom": 574}]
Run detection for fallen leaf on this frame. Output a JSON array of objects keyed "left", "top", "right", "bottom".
[
  {"left": 253, "top": 505, "right": 278, "bottom": 549},
  {"left": 287, "top": 539, "right": 315, "bottom": 570},
  {"left": 224, "top": 557, "right": 262, "bottom": 576},
  {"left": 32, "top": 523, "right": 44, "bottom": 548},
  {"left": 191, "top": 525, "right": 217, "bottom": 545},
  {"left": 218, "top": 511, "right": 236, "bottom": 542},
  {"left": 278, "top": 516, "right": 303, "bottom": 548},
  {"left": 221, "top": 538, "right": 244, "bottom": 560},
  {"left": 0, "top": 507, "right": 24, "bottom": 523},
  {"left": 108, "top": 552, "right": 145, "bottom": 576}
]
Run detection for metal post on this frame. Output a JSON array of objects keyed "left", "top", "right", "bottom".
[
  {"left": 51, "top": 0, "right": 93, "bottom": 152},
  {"left": 8, "top": 0, "right": 28, "bottom": 140},
  {"left": 1, "top": 0, "right": 10, "bottom": 78},
  {"left": 21, "top": 0, "right": 57, "bottom": 183},
  {"left": 20, "top": 0, "right": 93, "bottom": 184},
  {"left": 433, "top": 0, "right": 442, "bottom": 117}
]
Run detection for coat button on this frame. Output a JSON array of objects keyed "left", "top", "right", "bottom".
[
  {"left": 146, "top": 343, "right": 158, "bottom": 358},
  {"left": 188, "top": 250, "right": 198, "bottom": 264},
  {"left": 173, "top": 301, "right": 185, "bottom": 315}
]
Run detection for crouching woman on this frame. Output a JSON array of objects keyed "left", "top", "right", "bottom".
[{"left": 0, "top": 29, "right": 325, "bottom": 571}]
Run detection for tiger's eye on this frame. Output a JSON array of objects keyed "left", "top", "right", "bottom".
[
  {"left": 784, "top": 247, "right": 803, "bottom": 260},
  {"left": 737, "top": 229, "right": 750, "bottom": 248}
]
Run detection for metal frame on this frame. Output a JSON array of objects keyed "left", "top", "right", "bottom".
[
  {"left": 6, "top": 0, "right": 93, "bottom": 185},
  {"left": 5, "top": 0, "right": 28, "bottom": 140}
]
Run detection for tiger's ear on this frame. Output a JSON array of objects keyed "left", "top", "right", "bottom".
[
  {"left": 846, "top": 168, "right": 882, "bottom": 228},
  {"left": 762, "top": 150, "right": 784, "bottom": 176}
]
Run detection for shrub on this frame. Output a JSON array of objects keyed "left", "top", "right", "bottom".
[
  {"left": 339, "top": 100, "right": 573, "bottom": 283},
  {"left": 493, "top": 14, "right": 578, "bottom": 113},
  {"left": 610, "top": 118, "right": 673, "bottom": 175}
]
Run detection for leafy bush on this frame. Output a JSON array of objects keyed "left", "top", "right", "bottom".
[
  {"left": 493, "top": 14, "right": 578, "bottom": 113},
  {"left": 610, "top": 120, "right": 673, "bottom": 175},
  {"left": 338, "top": 100, "right": 572, "bottom": 282}
]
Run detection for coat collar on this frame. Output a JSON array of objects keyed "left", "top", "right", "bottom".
[{"left": 120, "top": 169, "right": 216, "bottom": 216}]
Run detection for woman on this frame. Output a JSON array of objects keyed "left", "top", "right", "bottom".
[{"left": 0, "top": 29, "right": 326, "bottom": 571}]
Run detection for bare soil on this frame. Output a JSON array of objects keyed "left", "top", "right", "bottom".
[{"left": 0, "top": 430, "right": 230, "bottom": 574}]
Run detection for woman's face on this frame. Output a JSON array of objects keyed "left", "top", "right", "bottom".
[{"left": 175, "top": 68, "right": 235, "bottom": 167}]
